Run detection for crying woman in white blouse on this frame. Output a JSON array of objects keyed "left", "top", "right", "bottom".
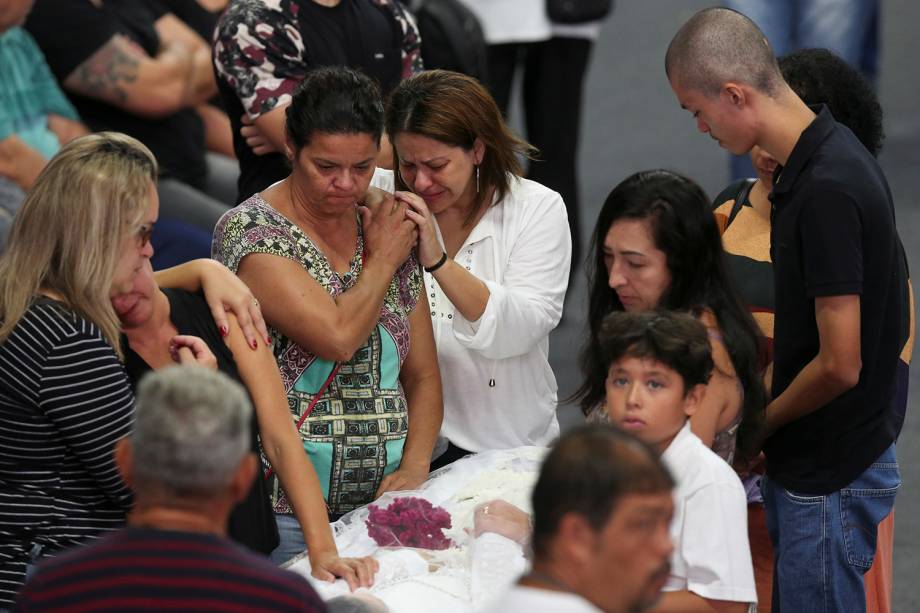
[{"left": 386, "top": 70, "right": 572, "bottom": 468}]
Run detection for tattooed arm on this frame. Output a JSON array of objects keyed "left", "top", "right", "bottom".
[
  {"left": 62, "top": 33, "right": 213, "bottom": 119},
  {"left": 153, "top": 13, "right": 218, "bottom": 101}
]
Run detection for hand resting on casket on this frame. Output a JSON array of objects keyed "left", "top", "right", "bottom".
[{"left": 471, "top": 500, "right": 531, "bottom": 545}]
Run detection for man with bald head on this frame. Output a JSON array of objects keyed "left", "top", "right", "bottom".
[{"left": 665, "top": 8, "right": 907, "bottom": 612}]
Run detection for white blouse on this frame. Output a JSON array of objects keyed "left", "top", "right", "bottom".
[{"left": 427, "top": 176, "right": 571, "bottom": 452}]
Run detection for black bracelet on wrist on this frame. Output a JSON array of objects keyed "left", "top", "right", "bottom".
[{"left": 424, "top": 251, "right": 449, "bottom": 273}]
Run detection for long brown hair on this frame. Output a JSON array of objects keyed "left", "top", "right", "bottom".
[
  {"left": 386, "top": 70, "right": 537, "bottom": 226},
  {"left": 0, "top": 132, "right": 157, "bottom": 356}
]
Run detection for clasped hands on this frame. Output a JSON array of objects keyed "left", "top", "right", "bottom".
[{"left": 360, "top": 188, "right": 445, "bottom": 272}]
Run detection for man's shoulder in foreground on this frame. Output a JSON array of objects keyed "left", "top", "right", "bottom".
[
  {"left": 15, "top": 528, "right": 326, "bottom": 612},
  {"left": 484, "top": 584, "right": 602, "bottom": 613}
]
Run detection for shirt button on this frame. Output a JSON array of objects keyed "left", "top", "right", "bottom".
[
  {"left": 431, "top": 311, "right": 436, "bottom": 316},
  {"left": 448, "top": 314, "right": 452, "bottom": 319}
]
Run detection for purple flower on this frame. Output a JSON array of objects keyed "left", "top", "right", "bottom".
[{"left": 365, "top": 496, "right": 453, "bottom": 550}]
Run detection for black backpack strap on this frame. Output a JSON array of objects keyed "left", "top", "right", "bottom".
[{"left": 727, "top": 178, "right": 757, "bottom": 227}]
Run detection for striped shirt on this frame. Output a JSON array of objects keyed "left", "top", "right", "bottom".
[
  {"left": 13, "top": 527, "right": 326, "bottom": 612},
  {"left": 0, "top": 298, "right": 134, "bottom": 607}
]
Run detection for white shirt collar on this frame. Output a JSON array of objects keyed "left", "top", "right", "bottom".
[{"left": 661, "top": 421, "right": 695, "bottom": 470}]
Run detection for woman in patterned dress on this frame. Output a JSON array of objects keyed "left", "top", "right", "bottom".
[{"left": 212, "top": 67, "right": 442, "bottom": 564}]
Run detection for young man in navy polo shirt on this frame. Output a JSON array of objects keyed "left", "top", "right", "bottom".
[{"left": 664, "top": 8, "right": 908, "bottom": 611}]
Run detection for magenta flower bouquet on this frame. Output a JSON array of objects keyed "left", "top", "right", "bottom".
[{"left": 365, "top": 496, "right": 453, "bottom": 550}]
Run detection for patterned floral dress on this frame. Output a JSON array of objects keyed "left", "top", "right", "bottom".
[{"left": 213, "top": 195, "right": 422, "bottom": 516}]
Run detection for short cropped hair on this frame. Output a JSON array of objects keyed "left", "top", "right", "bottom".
[
  {"left": 665, "top": 7, "right": 783, "bottom": 96},
  {"left": 285, "top": 66, "right": 384, "bottom": 151},
  {"left": 600, "top": 310, "right": 714, "bottom": 393},
  {"left": 779, "top": 48, "right": 885, "bottom": 156},
  {"left": 131, "top": 366, "right": 252, "bottom": 498},
  {"left": 531, "top": 424, "right": 674, "bottom": 559}
]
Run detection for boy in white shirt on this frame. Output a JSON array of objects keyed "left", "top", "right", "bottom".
[{"left": 601, "top": 310, "right": 757, "bottom": 612}]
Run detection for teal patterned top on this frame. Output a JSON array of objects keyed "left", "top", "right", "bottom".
[{"left": 213, "top": 194, "right": 422, "bottom": 516}]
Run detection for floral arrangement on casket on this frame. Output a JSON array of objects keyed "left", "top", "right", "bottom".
[{"left": 365, "top": 496, "right": 453, "bottom": 550}]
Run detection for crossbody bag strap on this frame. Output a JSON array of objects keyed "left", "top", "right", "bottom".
[
  {"left": 264, "top": 247, "right": 366, "bottom": 480},
  {"left": 264, "top": 362, "right": 340, "bottom": 480},
  {"left": 727, "top": 178, "right": 757, "bottom": 227}
]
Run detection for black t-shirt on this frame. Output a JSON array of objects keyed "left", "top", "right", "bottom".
[
  {"left": 215, "top": 0, "right": 403, "bottom": 202},
  {"left": 298, "top": 0, "right": 402, "bottom": 89},
  {"left": 122, "top": 289, "right": 279, "bottom": 554},
  {"left": 158, "top": 0, "right": 221, "bottom": 41},
  {"left": 25, "top": 0, "right": 208, "bottom": 187},
  {"left": 765, "top": 105, "right": 907, "bottom": 494}
]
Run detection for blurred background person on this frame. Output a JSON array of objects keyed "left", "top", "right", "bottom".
[
  {"left": 159, "top": 0, "right": 228, "bottom": 42},
  {"left": 213, "top": 0, "right": 422, "bottom": 202},
  {"left": 457, "top": 0, "right": 613, "bottom": 274},
  {"left": 0, "top": 0, "right": 85, "bottom": 253},
  {"left": 0, "top": 0, "right": 212, "bottom": 267},
  {"left": 25, "top": 0, "right": 238, "bottom": 240}
]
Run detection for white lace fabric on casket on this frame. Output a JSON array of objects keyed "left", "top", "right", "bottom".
[{"left": 287, "top": 447, "right": 546, "bottom": 612}]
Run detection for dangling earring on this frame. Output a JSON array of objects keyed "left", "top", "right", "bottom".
[{"left": 475, "top": 165, "right": 480, "bottom": 194}]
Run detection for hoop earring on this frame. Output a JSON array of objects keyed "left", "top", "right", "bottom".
[{"left": 475, "top": 165, "right": 480, "bottom": 194}]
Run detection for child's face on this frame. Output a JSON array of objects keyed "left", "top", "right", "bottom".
[{"left": 605, "top": 355, "right": 703, "bottom": 454}]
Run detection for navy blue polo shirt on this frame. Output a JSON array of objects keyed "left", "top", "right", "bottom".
[{"left": 765, "top": 105, "right": 906, "bottom": 495}]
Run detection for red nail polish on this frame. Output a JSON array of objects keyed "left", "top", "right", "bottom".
[
  {"left": 265, "top": 336, "right": 271, "bottom": 345},
  {"left": 219, "top": 325, "right": 228, "bottom": 337},
  {"left": 250, "top": 339, "right": 258, "bottom": 349}
]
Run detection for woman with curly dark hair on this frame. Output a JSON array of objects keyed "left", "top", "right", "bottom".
[{"left": 576, "top": 169, "right": 767, "bottom": 467}]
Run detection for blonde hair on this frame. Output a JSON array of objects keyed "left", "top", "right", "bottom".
[{"left": 0, "top": 132, "right": 157, "bottom": 356}]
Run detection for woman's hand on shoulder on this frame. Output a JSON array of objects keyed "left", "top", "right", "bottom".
[
  {"left": 169, "top": 334, "right": 218, "bottom": 369},
  {"left": 309, "top": 549, "right": 379, "bottom": 591},
  {"left": 397, "top": 190, "right": 443, "bottom": 269},
  {"left": 359, "top": 190, "right": 418, "bottom": 273},
  {"left": 196, "top": 259, "right": 270, "bottom": 349}
]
